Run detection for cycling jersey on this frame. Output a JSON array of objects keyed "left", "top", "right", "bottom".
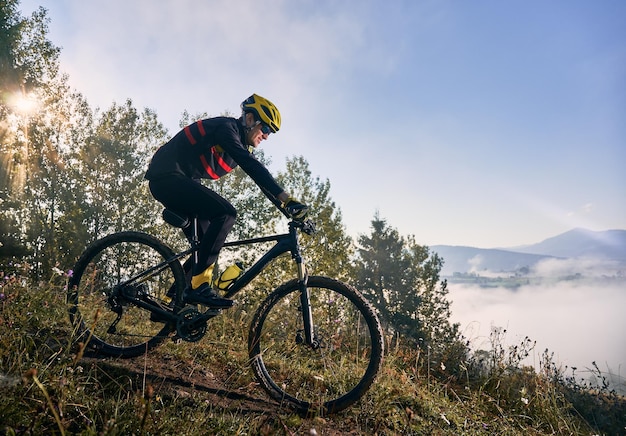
[{"left": 146, "top": 117, "right": 283, "bottom": 197}]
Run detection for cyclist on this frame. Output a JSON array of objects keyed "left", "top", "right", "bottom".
[{"left": 145, "top": 94, "right": 308, "bottom": 307}]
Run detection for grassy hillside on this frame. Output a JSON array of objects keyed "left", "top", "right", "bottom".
[{"left": 1, "top": 275, "right": 625, "bottom": 435}]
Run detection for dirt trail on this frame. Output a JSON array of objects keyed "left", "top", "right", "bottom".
[{"left": 81, "top": 353, "right": 277, "bottom": 415}]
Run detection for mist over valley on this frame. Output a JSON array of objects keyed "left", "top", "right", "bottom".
[{"left": 432, "top": 229, "right": 626, "bottom": 394}]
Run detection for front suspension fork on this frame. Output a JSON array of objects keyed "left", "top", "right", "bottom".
[{"left": 296, "top": 260, "right": 319, "bottom": 349}]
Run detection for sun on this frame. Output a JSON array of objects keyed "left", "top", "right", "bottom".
[{"left": 8, "top": 91, "right": 40, "bottom": 115}]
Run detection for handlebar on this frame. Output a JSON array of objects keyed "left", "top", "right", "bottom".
[{"left": 292, "top": 219, "right": 317, "bottom": 235}]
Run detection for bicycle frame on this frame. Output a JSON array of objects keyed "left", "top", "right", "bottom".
[
  {"left": 221, "top": 223, "right": 306, "bottom": 297},
  {"left": 122, "top": 218, "right": 318, "bottom": 347},
  {"left": 220, "top": 221, "right": 317, "bottom": 347}
]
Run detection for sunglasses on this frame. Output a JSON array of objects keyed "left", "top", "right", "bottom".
[{"left": 257, "top": 122, "right": 272, "bottom": 135}]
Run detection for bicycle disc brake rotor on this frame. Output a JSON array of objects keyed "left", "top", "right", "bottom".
[{"left": 176, "top": 306, "right": 206, "bottom": 342}]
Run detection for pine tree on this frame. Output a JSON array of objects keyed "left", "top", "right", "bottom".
[
  {"left": 354, "top": 213, "right": 463, "bottom": 362},
  {"left": 74, "top": 100, "right": 169, "bottom": 241}
]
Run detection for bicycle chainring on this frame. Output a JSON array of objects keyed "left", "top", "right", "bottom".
[{"left": 176, "top": 306, "right": 207, "bottom": 342}]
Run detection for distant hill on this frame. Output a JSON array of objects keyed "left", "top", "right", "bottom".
[
  {"left": 507, "top": 228, "right": 626, "bottom": 260},
  {"left": 432, "top": 228, "right": 626, "bottom": 277}
]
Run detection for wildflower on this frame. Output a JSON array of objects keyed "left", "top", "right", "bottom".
[
  {"left": 521, "top": 397, "right": 529, "bottom": 405},
  {"left": 52, "top": 266, "right": 64, "bottom": 276},
  {"left": 66, "top": 269, "right": 74, "bottom": 277}
]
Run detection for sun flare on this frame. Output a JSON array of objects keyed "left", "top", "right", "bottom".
[{"left": 8, "top": 92, "right": 40, "bottom": 115}]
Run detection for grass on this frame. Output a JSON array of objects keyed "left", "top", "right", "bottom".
[{"left": 1, "top": 272, "right": 625, "bottom": 435}]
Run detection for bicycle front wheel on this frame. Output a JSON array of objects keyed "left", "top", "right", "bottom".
[
  {"left": 68, "top": 231, "right": 185, "bottom": 357},
  {"left": 249, "top": 276, "right": 384, "bottom": 415}
]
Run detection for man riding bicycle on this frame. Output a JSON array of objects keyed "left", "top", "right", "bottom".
[{"left": 145, "top": 94, "right": 308, "bottom": 307}]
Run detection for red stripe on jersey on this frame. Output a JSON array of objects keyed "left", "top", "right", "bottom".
[
  {"left": 184, "top": 126, "right": 196, "bottom": 145},
  {"left": 212, "top": 147, "right": 233, "bottom": 173},
  {"left": 200, "top": 155, "right": 219, "bottom": 179}
]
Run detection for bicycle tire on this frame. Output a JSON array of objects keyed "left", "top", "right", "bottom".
[
  {"left": 67, "top": 231, "right": 186, "bottom": 357},
  {"left": 248, "top": 276, "right": 384, "bottom": 415}
]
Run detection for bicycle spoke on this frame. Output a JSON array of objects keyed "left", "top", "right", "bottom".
[
  {"left": 249, "top": 276, "right": 383, "bottom": 414},
  {"left": 68, "top": 232, "right": 185, "bottom": 357}
]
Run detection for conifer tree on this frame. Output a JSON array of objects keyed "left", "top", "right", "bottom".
[{"left": 354, "top": 213, "right": 463, "bottom": 360}]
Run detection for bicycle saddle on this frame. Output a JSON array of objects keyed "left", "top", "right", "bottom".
[{"left": 162, "top": 209, "right": 190, "bottom": 229}]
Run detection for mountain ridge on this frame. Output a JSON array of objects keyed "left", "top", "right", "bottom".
[
  {"left": 431, "top": 228, "right": 626, "bottom": 276},
  {"left": 505, "top": 228, "right": 626, "bottom": 260}
]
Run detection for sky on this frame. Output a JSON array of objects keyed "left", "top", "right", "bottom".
[{"left": 18, "top": 0, "right": 626, "bottom": 248}]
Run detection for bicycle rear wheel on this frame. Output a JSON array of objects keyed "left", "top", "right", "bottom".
[
  {"left": 248, "top": 276, "right": 384, "bottom": 415},
  {"left": 68, "top": 231, "right": 185, "bottom": 357}
]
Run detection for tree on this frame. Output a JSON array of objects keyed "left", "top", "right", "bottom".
[
  {"left": 277, "top": 156, "right": 353, "bottom": 281},
  {"left": 354, "top": 213, "right": 462, "bottom": 357},
  {"left": 354, "top": 213, "right": 416, "bottom": 332},
  {"left": 0, "top": 2, "right": 63, "bottom": 275},
  {"left": 1, "top": 2, "right": 60, "bottom": 191},
  {"left": 74, "top": 100, "right": 169, "bottom": 242},
  {"left": 206, "top": 154, "right": 353, "bottom": 306}
]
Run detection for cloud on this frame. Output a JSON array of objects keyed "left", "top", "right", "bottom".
[
  {"left": 567, "top": 202, "right": 595, "bottom": 218},
  {"left": 52, "top": 1, "right": 379, "bottom": 133},
  {"left": 449, "top": 280, "right": 626, "bottom": 392}
]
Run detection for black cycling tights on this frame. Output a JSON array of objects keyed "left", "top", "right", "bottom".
[{"left": 148, "top": 175, "right": 236, "bottom": 276}]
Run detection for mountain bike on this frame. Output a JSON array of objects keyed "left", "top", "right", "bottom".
[{"left": 67, "top": 205, "right": 384, "bottom": 415}]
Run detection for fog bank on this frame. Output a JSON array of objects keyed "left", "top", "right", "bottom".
[{"left": 448, "top": 280, "right": 626, "bottom": 392}]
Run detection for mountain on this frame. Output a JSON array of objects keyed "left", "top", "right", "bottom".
[
  {"left": 431, "top": 228, "right": 626, "bottom": 277},
  {"left": 507, "top": 228, "right": 626, "bottom": 260}
]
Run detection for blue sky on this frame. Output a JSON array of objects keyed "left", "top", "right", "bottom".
[{"left": 19, "top": 0, "right": 626, "bottom": 248}]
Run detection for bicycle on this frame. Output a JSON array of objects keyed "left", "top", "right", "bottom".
[{"left": 67, "top": 203, "right": 384, "bottom": 415}]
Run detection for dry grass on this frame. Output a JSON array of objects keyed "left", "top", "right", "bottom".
[{"left": 1, "top": 273, "right": 625, "bottom": 435}]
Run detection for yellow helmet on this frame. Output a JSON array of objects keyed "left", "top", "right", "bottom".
[{"left": 241, "top": 94, "right": 281, "bottom": 133}]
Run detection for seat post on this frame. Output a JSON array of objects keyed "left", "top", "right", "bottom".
[{"left": 191, "top": 216, "right": 199, "bottom": 267}]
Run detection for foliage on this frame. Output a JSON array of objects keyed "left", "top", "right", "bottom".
[
  {"left": 354, "top": 214, "right": 469, "bottom": 382},
  {"left": 1, "top": 1, "right": 61, "bottom": 269},
  {"left": 354, "top": 214, "right": 460, "bottom": 339},
  {"left": 2, "top": 3, "right": 624, "bottom": 433},
  {"left": 73, "top": 100, "right": 169, "bottom": 239},
  {"left": 1, "top": 275, "right": 624, "bottom": 435},
  {"left": 277, "top": 156, "right": 354, "bottom": 280}
]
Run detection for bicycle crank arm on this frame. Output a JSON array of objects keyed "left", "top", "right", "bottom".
[{"left": 194, "top": 308, "right": 222, "bottom": 324}]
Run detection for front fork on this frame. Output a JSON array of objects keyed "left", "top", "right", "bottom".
[{"left": 296, "top": 259, "right": 320, "bottom": 349}]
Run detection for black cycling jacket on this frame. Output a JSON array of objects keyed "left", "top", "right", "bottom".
[{"left": 145, "top": 117, "right": 284, "bottom": 197}]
